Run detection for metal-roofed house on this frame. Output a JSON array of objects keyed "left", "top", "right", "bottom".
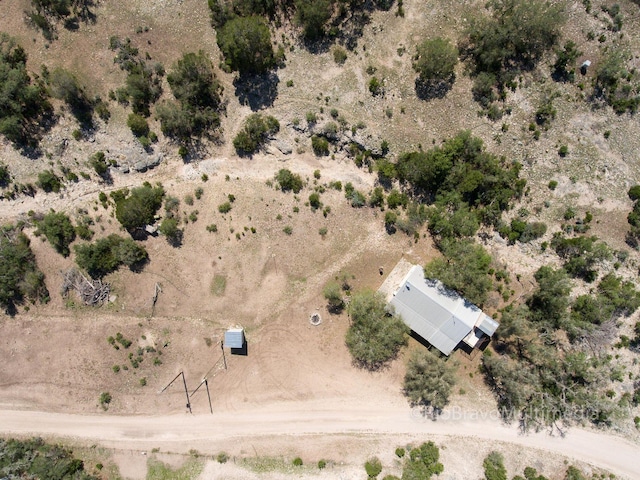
[{"left": 380, "top": 262, "right": 498, "bottom": 356}]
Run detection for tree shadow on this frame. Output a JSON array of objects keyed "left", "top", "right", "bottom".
[
  {"left": 414, "top": 78, "right": 454, "bottom": 101},
  {"left": 234, "top": 72, "right": 279, "bottom": 111}
]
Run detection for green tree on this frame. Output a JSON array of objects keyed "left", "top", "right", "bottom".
[
  {"left": 113, "top": 183, "right": 165, "bottom": 233},
  {"left": 403, "top": 349, "right": 456, "bottom": 416},
  {"left": 413, "top": 37, "right": 458, "bottom": 84},
  {"left": 527, "top": 266, "right": 571, "bottom": 328},
  {"left": 0, "top": 34, "right": 50, "bottom": 146},
  {"left": 346, "top": 290, "right": 409, "bottom": 370},
  {"left": 0, "top": 226, "right": 49, "bottom": 313},
  {"left": 423, "top": 238, "right": 493, "bottom": 306},
  {"left": 552, "top": 41, "right": 581, "bottom": 82},
  {"left": 401, "top": 442, "right": 444, "bottom": 480},
  {"left": 127, "top": 113, "right": 149, "bottom": 137},
  {"left": 158, "top": 51, "right": 224, "bottom": 142},
  {"left": 35, "top": 211, "right": 76, "bottom": 256},
  {"left": 295, "top": 0, "right": 332, "bottom": 41},
  {"left": 167, "top": 51, "right": 223, "bottom": 110},
  {"left": 217, "top": 16, "right": 275, "bottom": 75},
  {"left": 464, "top": 0, "right": 564, "bottom": 76},
  {"left": 74, "top": 234, "right": 148, "bottom": 278}
]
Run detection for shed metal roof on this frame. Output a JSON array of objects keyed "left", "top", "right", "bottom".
[
  {"left": 224, "top": 328, "right": 245, "bottom": 349},
  {"left": 389, "top": 266, "right": 497, "bottom": 355}
]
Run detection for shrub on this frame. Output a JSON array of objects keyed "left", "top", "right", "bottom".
[
  {"left": 159, "top": 217, "right": 182, "bottom": 247},
  {"left": 323, "top": 281, "right": 344, "bottom": 313},
  {"left": 37, "top": 170, "right": 62, "bottom": 193},
  {"left": 548, "top": 180, "right": 558, "bottom": 190},
  {"left": 276, "top": 169, "right": 304, "bottom": 193},
  {"left": 333, "top": 46, "right": 347, "bottom": 64},
  {"left": 346, "top": 290, "right": 409, "bottom": 369},
  {"left": 413, "top": 37, "right": 458, "bottom": 84},
  {"left": 99, "top": 392, "right": 112, "bottom": 408},
  {"left": 558, "top": 145, "right": 568, "bottom": 157},
  {"left": 309, "top": 192, "right": 322, "bottom": 210},
  {"left": 364, "top": 457, "right": 382, "bottom": 478},
  {"left": 35, "top": 211, "right": 76, "bottom": 256},
  {"left": 311, "top": 135, "right": 329, "bottom": 156},
  {"left": 402, "top": 442, "right": 444, "bottom": 478},
  {"left": 483, "top": 451, "right": 507, "bottom": 480},
  {"left": 395, "top": 447, "right": 405, "bottom": 458},
  {"left": 127, "top": 113, "right": 149, "bottom": 137},
  {"left": 292, "top": 457, "right": 303, "bottom": 466},
  {"left": 233, "top": 113, "right": 280, "bottom": 154},
  {"left": 628, "top": 185, "right": 640, "bottom": 201},
  {"left": 216, "top": 452, "right": 229, "bottom": 463},
  {"left": 283, "top": 225, "right": 293, "bottom": 235},
  {"left": 318, "top": 459, "right": 327, "bottom": 469},
  {"left": 368, "top": 76, "right": 383, "bottom": 96}
]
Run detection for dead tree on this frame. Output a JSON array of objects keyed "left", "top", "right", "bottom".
[{"left": 61, "top": 269, "right": 110, "bottom": 306}]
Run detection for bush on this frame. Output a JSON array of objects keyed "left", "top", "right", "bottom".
[
  {"left": 402, "top": 442, "right": 444, "bottom": 479},
  {"left": 318, "top": 459, "right": 327, "bottom": 469},
  {"left": 127, "top": 113, "right": 149, "bottom": 137},
  {"left": 483, "top": 452, "right": 507, "bottom": 480},
  {"left": 548, "top": 180, "right": 558, "bottom": 190},
  {"left": 413, "top": 37, "right": 458, "bottom": 84},
  {"left": 74, "top": 234, "right": 148, "bottom": 278},
  {"left": 0, "top": 163, "right": 10, "bottom": 187},
  {"left": 333, "top": 46, "right": 347, "bottom": 64},
  {"left": 309, "top": 192, "right": 322, "bottom": 210},
  {"left": 368, "top": 76, "right": 383, "bottom": 96},
  {"left": 292, "top": 457, "right": 303, "bottom": 466},
  {"left": 37, "top": 170, "right": 62, "bottom": 193},
  {"left": 90, "top": 151, "right": 109, "bottom": 178},
  {"left": 35, "top": 211, "right": 76, "bottom": 256},
  {"left": 218, "top": 202, "right": 232, "bottom": 213},
  {"left": 99, "top": 391, "right": 112, "bottom": 408},
  {"left": 217, "top": 16, "right": 275, "bottom": 75},
  {"left": 364, "top": 457, "right": 382, "bottom": 478},
  {"left": 159, "top": 217, "right": 182, "bottom": 247},
  {"left": 275, "top": 169, "right": 304, "bottom": 193},
  {"left": 311, "top": 135, "right": 329, "bottom": 156},
  {"left": 628, "top": 185, "right": 640, "bottom": 201},
  {"left": 323, "top": 281, "right": 344, "bottom": 313},
  {"left": 233, "top": 113, "right": 280, "bottom": 154},
  {"left": 346, "top": 290, "right": 409, "bottom": 370}
]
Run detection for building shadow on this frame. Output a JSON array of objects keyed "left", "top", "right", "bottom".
[{"left": 230, "top": 341, "right": 248, "bottom": 356}]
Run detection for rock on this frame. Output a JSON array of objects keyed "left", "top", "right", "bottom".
[
  {"left": 276, "top": 141, "right": 292, "bottom": 155},
  {"left": 146, "top": 154, "right": 163, "bottom": 169},
  {"left": 133, "top": 161, "right": 147, "bottom": 172},
  {"left": 118, "top": 165, "right": 130, "bottom": 174}
]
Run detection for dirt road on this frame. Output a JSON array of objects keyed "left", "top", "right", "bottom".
[{"left": 1, "top": 401, "right": 638, "bottom": 479}]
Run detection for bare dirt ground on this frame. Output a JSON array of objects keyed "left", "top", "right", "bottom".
[{"left": 1, "top": 404, "right": 639, "bottom": 480}]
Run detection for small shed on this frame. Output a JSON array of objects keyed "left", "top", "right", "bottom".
[{"left": 224, "top": 328, "right": 245, "bottom": 349}]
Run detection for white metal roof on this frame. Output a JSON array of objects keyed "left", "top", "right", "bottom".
[
  {"left": 389, "top": 265, "right": 497, "bottom": 355},
  {"left": 224, "top": 328, "right": 245, "bottom": 349}
]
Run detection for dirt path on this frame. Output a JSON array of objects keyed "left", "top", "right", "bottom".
[{"left": 0, "top": 402, "right": 638, "bottom": 479}]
